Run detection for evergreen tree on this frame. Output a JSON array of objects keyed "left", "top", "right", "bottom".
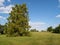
[{"left": 6, "top": 4, "right": 30, "bottom": 36}]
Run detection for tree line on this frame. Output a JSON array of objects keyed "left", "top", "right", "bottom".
[{"left": 47, "top": 24, "right": 60, "bottom": 33}]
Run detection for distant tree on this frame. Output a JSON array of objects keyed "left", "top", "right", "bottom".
[
  {"left": 41, "top": 30, "right": 46, "bottom": 32},
  {"left": 53, "top": 24, "right": 60, "bottom": 33},
  {"left": 0, "top": 24, "right": 4, "bottom": 34},
  {"left": 30, "top": 29, "right": 39, "bottom": 32},
  {"left": 47, "top": 26, "right": 53, "bottom": 32},
  {"left": 6, "top": 4, "right": 30, "bottom": 36}
]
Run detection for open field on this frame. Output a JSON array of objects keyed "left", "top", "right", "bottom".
[{"left": 0, "top": 32, "right": 60, "bottom": 45}]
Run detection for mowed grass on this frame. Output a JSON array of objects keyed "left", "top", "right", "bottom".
[{"left": 0, "top": 32, "right": 60, "bottom": 45}]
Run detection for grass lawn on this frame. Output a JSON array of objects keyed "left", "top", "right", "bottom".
[{"left": 0, "top": 32, "right": 60, "bottom": 45}]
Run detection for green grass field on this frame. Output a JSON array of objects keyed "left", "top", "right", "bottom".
[{"left": 0, "top": 32, "right": 60, "bottom": 45}]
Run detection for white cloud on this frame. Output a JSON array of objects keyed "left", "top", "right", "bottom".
[
  {"left": 0, "top": 0, "right": 11, "bottom": 6},
  {"left": 29, "top": 21, "right": 46, "bottom": 30},
  {"left": 0, "top": 16, "right": 6, "bottom": 19},
  {"left": 0, "top": 0, "right": 14, "bottom": 13},
  {"left": 0, "top": 5, "right": 14, "bottom": 13},
  {"left": 0, "top": 0, "right": 5, "bottom": 6},
  {"left": 0, "top": 16, "right": 8, "bottom": 25},
  {"left": 56, "top": 14, "right": 60, "bottom": 18}
]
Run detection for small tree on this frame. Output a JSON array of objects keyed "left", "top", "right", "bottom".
[{"left": 47, "top": 26, "right": 53, "bottom": 32}]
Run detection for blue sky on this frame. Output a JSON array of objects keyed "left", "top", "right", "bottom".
[{"left": 0, "top": 0, "right": 60, "bottom": 31}]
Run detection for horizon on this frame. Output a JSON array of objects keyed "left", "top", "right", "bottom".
[{"left": 0, "top": 0, "right": 60, "bottom": 31}]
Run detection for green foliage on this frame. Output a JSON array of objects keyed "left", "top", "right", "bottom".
[
  {"left": 53, "top": 24, "right": 60, "bottom": 33},
  {"left": 47, "top": 26, "right": 53, "bottom": 32},
  {"left": 6, "top": 4, "right": 30, "bottom": 36},
  {"left": 30, "top": 29, "right": 39, "bottom": 32},
  {"left": 0, "top": 24, "right": 4, "bottom": 34}
]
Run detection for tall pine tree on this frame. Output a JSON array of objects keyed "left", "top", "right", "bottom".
[{"left": 6, "top": 4, "right": 30, "bottom": 36}]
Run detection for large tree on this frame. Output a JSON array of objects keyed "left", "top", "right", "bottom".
[{"left": 6, "top": 4, "right": 30, "bottom": 36}]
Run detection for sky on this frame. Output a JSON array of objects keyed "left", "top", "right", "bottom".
[{"left": 0, "top": 0, "right": 60, "bottom": 31}]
